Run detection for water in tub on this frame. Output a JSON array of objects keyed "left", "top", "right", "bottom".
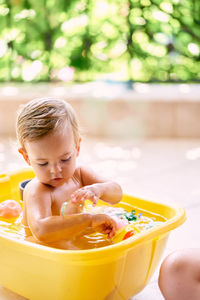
[{"left": 0, "top": 199, "right": 166, "bottom": 250}]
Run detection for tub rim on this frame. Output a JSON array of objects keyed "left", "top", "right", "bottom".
[{"left": 0, "top": 194, "right": 186, "bottom": 263}]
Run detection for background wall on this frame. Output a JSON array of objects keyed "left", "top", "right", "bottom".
[{"left": 0, "top": 83, "right": 199, "bottom": 139}]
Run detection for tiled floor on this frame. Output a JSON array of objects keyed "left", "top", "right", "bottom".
[{"left": 0, "top": 137, "right": 200, "bottom": 300}]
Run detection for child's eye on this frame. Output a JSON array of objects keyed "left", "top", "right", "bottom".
[
  {"left": 38, "top": 162, "right": 48, "bottom": 166},
  {"left": 61, "top": 157, "right": 71, "bottom": 162}
]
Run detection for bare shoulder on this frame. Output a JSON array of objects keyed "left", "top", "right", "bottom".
[
  {"left": 73, "top": 165, "right": 82, "bottom": 178},
  {"left": 23, "top": 178, "right": 52, "bottom": 226},
  {"left": 24, "top": 177, "right": 51, "bottom": 199}
]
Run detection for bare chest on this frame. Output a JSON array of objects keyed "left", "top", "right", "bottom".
[{"left": 51, "top": 178, "right": 82, "bottom": 215}]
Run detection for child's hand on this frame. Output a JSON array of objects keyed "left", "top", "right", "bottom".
[
  {"left": 91, "top": 214, "right": 117, "bottom": 239},
  {"left": 71, "top": 185, "right": 99, "bottom": 207}
]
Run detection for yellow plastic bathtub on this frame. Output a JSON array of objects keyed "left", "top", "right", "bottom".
[{"left": 0, "top": 168, "right": 186, "bottom": 300}]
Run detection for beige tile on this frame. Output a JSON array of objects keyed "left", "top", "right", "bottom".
[
  {"left": 176, "top": 102, "right": 200, "bottom": 137},
  {"left": 0, "top": 95, "right": 200, "bottom": 138},
  {"left": 145, "top": 102, "right": 176, "bottom": 138}
]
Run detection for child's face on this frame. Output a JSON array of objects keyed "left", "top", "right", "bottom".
[{"left": 19, "top": 123, "right": 80, "bottom": 187}]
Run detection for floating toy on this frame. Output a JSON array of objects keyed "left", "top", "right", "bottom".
[
  {"left": 0, "top": 200, "right": 22, "bottom": 219},
  {"left": 123, "top": 230, "right": 135, "bottom": 240},
  {"left": 61, "top": 201, "right": 83, "bottom": 215},
  {"left": 112, "top": 224, "right": 141, "bottom": 243}
]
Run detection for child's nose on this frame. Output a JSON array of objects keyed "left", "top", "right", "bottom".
[{"left": 50, "top": 163, "right": 62, "bottom": 175}]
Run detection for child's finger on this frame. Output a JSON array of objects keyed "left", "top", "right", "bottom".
[
  {"left": 92, "top": 196, "right": 98, "bottom": 206},
  {"left": 72, "top": 189, "right": 98, "bottom": 206},
  {"left": 107, "top": 227, "right": 115, "bottom": 239},
  {"left": 84, "top": 193, "right": 98, "bottom": 205},
  {"left": 108, "top": 232, "right": 113, "bottom": 239},
  {"left": 71, "top": 189, "right": 88, "bottom": 203},
  {"left": 107, "top": 221, "right": 117, "bottom": 239},
  {"left": 80, "top": 191, "right": 91, "bottom": 202}
]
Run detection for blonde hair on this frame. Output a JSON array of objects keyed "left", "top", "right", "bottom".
[{"left": 16, "top": 98, "right": 80, "bottom": 148}]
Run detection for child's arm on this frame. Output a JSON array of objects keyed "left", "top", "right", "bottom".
[
  {"left": 24, "top": 181, "right": 116, "bottom": 243},
  {"left": 71, "top": 165, "right": 122, "bottom": 205}
]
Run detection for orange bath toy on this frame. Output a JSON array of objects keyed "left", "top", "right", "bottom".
[{"left": 0, "top": 200, "right": 22, "bottom": 218}]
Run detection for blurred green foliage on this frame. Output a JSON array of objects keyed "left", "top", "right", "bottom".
[{"left": 0, "top": 0, "right": 199, "bottom": 82}]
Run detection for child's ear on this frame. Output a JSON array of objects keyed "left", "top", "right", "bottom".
[
  {"left": 76, "top": 138, "right": 82, "bottom": 156},
  {"left": 18, "top": 148, "right": 30, "bottom": 165}
]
